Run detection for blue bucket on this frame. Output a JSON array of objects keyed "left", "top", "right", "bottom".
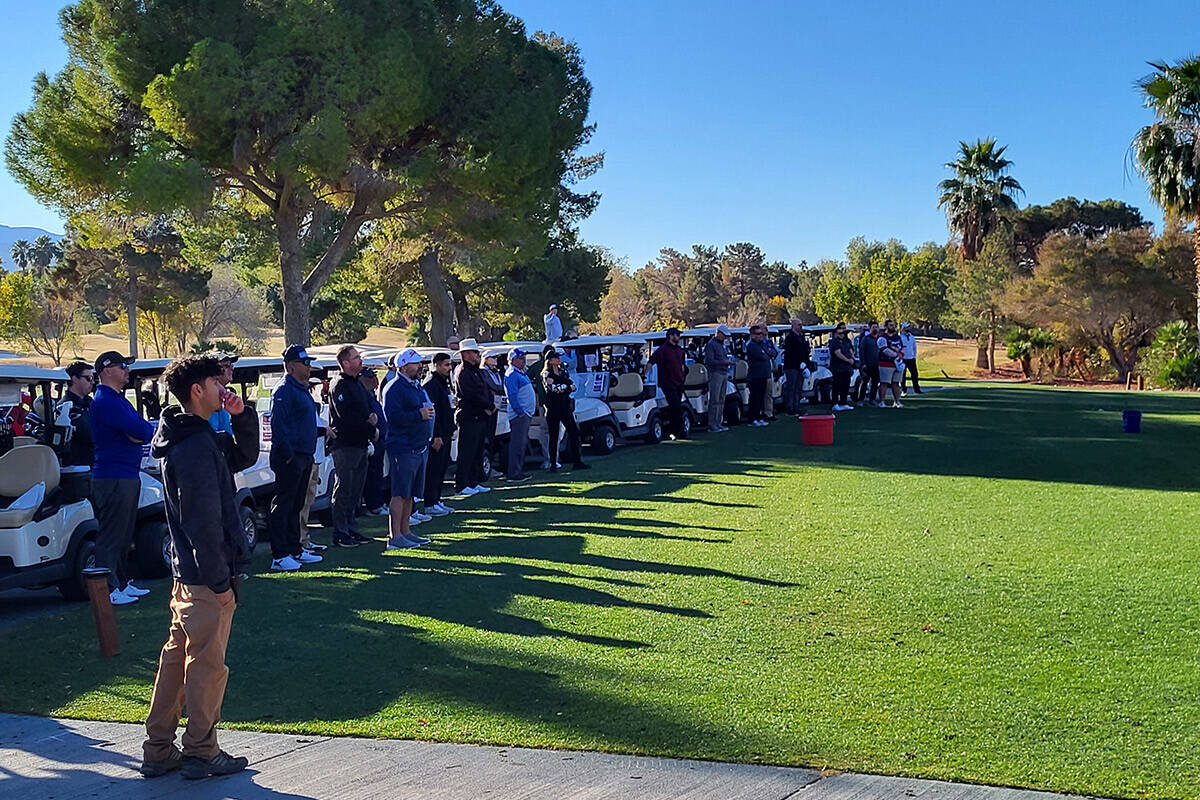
[{"left": 1122, "top": 409, "right": 1142, "bottom": 434}]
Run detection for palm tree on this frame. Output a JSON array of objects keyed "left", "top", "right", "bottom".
[
  {"left": 9, "top": 239, "right": 32, "bottom": 271},
  {"left": 937, "top": 139, "right": 1024, "bottom": 260},
  {"left": 29, "top": 235, "right": 61, "bottom": 277},
  {"left": 1133, "top": 57, "right": 1200, "bottom": 345}
]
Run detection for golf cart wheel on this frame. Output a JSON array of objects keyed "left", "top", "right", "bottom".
[
  {"left": 481, "top": 450, "right": 492, "bottom": 481},
  {"left": 590, "top": 423, "right": 618, "bottom": 455},
  {"left": 681, "top": 409, "right": 693, "bottom": 438},
  {"left": 724, "top": 397, "right": 742, "bottom": 426},
  {"left": 643, "top": 415, "right": 664, "bottom": 444},
  {"left": 57, "top": 537, "right": 96, "bottom": 601},
  {"left": 240, "top": 505, "right": 258, "bottom": 551},
  {"left": 135, "top": 520, "right": 172, "bottom": 579}
]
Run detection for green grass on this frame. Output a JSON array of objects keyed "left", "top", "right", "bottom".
[{"left": 3, "top": 385, "right": 1198, "bottom": 798}]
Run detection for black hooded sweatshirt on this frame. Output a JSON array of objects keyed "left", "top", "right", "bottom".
[{"left": 150, "top": 405, "right": 259, "bottom": 594}]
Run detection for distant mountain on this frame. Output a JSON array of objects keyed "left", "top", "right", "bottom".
[{"left": 0, "top": 224, "right": 64, "bottom": 271}]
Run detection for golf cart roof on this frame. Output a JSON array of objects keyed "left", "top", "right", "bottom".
[
  {"left": 804, "top": 324, "right": 839, "bottom": 335},
  {"left": 557, "top": 334, "right": 648, "bottom": 348},
  {"left": 126, "top": 354, "right": 338, "bottom": 377},
  {"left": 0, "top": 364, "right": 69, "bottom": 383}
]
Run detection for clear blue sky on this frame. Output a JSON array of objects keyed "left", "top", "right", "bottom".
[{"left": 2, "top": 0, "right": 1196, "bottom": 267}]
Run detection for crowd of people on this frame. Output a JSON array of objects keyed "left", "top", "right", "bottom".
[{"left": 44, "top": 304, "right": 926, "bottom": 779}]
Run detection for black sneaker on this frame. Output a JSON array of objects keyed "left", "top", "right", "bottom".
[
  {"left": 139, "top": 747, "right": 183, "bottom": 777},
  {"left": 332, "top": 533, "right": 362, "bottom": 548},
  {"left": 508, "top": 474, "right": 532, "bottom": 483},
  {"left": 350, "top": 531, "right": 371, "bottom": 543},
  {"left": 180, "top": 750, "right": 248, "bottom": 780}
]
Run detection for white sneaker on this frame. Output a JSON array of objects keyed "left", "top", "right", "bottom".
[
  {"left": 409, "top": 514, "right": 423, "bottom": 526},
  {"left": 877, "top": 402, "right": 887, "bottom": 408},
  {"left": 472, "top": 485, "right": 491, "bottom": 494},
  {"left": 272, "top": 556, "right": 302, "bottom": 571},
  {"left": 413, "top": 511, "right": 432, "bottom": 522},
  {"left": 893, "top": 401, "right": 904, "bottom": 408},
  {"left": 109, "top": 588, "right": 138, "bottom": 605},
  {"left": 798, "top": 398, "right": 809, "bottom": 405},
  {"left": 296, "top": 550, "right": 323, "bottom": 564},
  {"left": 459, "top": 486, "right": 480, "bottom": 496},
  {"left": 426, "top": 504, "right": 449, "bottom": 517},
  {"left": 122, "top": 583, "right": 150, "bottom": 597},
  {"left": 903, "top": 389, "right": 910, "bottom": 397},
  {"left": 434, "top": 503, "right": 455, "bottom": 515},
  {"left": 368, "top": 505, "right": 389, "bottom": 516}
]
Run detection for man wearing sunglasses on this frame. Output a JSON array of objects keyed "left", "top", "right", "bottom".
[
  {"left": 91, "top": 351, "right": 156, "bottom": 606},
  {"left": 61, "top": 361, "right": 96, "bottom": 473}
]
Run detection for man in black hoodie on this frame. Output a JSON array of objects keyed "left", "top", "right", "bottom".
[
  {"left": 328, "top": 345, "right": 378, "bottom": 547},
  {"left": 140, "top": 355, "right": 259, "bottom": 781}
]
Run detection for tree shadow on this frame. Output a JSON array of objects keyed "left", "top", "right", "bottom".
[{"left": 0, "top": 715, "right": 319, "bottom": 799}]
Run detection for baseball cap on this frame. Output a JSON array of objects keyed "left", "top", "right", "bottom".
[
  {"left": 716, "top": 325, "right": 732, "bottom": 336},
  {"left": 901, "top": 322, "right": 912, "bottom": 329},
  {"left": 549, "top": 303, "right": 558, "bottom": 311},
  {"left": 208, "top": 350, "right": 239, "bottom": 364},
  {"left": 282, "top": 344, "right": 313, "bottom": 364},
  {"left": 395, "top": 348, "right": 423, "bottom": 367},
  {"left": 508, "top": 348, "right": 527, "bottom": 360},
  {"left": 666, "top": 327, "right": 681, "bottom": 337},
  {"left": 94, "top": 351, "right": 134, "bottom": 373}
]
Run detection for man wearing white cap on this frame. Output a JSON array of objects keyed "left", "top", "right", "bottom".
[
  {"left": 899, "top": 322, "right": 922, "bottom": 395},
  {"left": 381, "top": 349, "right": 435, "bottom": 549},
  {"left": 703, "top": 326, "right": 733, "bottom": 432},
  {"left": 544, "top": 304, "right": 563, "bottom": 343},
  {"left": 452, "top": 339, "right": 494, "bottom": 496}
]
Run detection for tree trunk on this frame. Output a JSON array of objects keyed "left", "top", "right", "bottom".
[
  {"left": 126, "top": 270, "right": 139, "bottom": 358},
  {"left": 277, "top": 210, "right": 311, "bottom": 346},
  {"left": 1193, "top": 216, "right": 1200, "bottom": 350},
  {"left": 975, "top": 343, "right": 990, "bottom": 369},
  {"left": 986, "top": 309, "right": 996, "bottom": 373},
  {"left": 417, "top": 246, "right": 456, "bottom": 347}
]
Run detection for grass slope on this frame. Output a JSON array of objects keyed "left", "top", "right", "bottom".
[{"left": 1, "top": 385, "right": 1197, "bottom": 798}]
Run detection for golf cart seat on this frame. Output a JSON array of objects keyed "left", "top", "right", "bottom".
[
  {"left": 0, "top": 443, "right": 60, "bottom": 528},
  {"left": 608, "top": 372, "right": 644, "bottom": 411},
  {"left": 733, "top": 359, "right": 748, "bottom": 381},
  {"left": 683, "top": 363, "right": 708, "bottom": 395}
]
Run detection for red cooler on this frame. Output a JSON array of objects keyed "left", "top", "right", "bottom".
[{"left": 800, "top": 414, "right": 835, "bottom": 446}]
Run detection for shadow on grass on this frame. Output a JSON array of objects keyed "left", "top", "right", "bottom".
[{"left": 734, "top": 385, "right": 1200, "bottom": 492}]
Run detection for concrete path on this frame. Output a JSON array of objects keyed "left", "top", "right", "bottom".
[{"left": 0, "top": 713, "right": 1089, "bottom": 800}]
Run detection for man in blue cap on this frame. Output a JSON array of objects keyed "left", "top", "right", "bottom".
[
  {"left": 267, "top": 346, "right": 327, "bottom": 570},
  {"left": 503, "top": 348, "right": 534, "bottom": 483}
]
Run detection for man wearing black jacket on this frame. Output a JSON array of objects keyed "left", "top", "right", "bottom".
[
  {"left": 59, "top": 362, "right": 96, "bottom": 500},
  {"left": 423, "top": 352, "right": 455, "bottom": 515},
  {"left": 141, "top": 355, "right": 259, "bottom": 781},
  {"left": 328, "top": 345, "right": 378, "bottom": 547},
  {"left": 782, "top": 321, "right": 811, "bottom": 415},
  {"left": 452, "top": 339, "right": 494, "bottom": 496}
]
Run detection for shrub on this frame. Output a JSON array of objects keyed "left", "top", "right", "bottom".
[{"left": 1140, "top": 321, "right": 1199, "bottom": 389}]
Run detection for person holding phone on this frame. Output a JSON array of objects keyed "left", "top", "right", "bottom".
[{"left": 140, "top": 354, "right": 260, "bottom": 780}]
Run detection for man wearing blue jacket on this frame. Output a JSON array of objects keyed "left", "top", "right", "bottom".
[
  {"left": 90, "top": 351, "right": 156, "bottom": 606},
  {"left": 745, "top": 327, "right": 776, "bottom": 427},
  {"left": 266, "top": 346, "right": 327, "bottom": 570},
  {"left": 382, "top": 349, "right": 435, "bottom": 549},
  {"left": 504, "top": 349, "right": 534, "bottom": 483}
]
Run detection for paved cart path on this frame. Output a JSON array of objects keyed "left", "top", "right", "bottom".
[{"left": 0, "top": 713, "right": 1092, "bottom": 800}]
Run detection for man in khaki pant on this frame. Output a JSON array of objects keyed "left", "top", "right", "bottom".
[{"left": 140, "top": 355, "right": 259, "bottom": 780}]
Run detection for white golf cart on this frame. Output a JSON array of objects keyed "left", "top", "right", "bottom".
[
  {"left": 557, "top": 335, "right": 665, "bottom": 454},
  {"left": 0, "top": 364, "right": 170, "bottom": 600}
]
